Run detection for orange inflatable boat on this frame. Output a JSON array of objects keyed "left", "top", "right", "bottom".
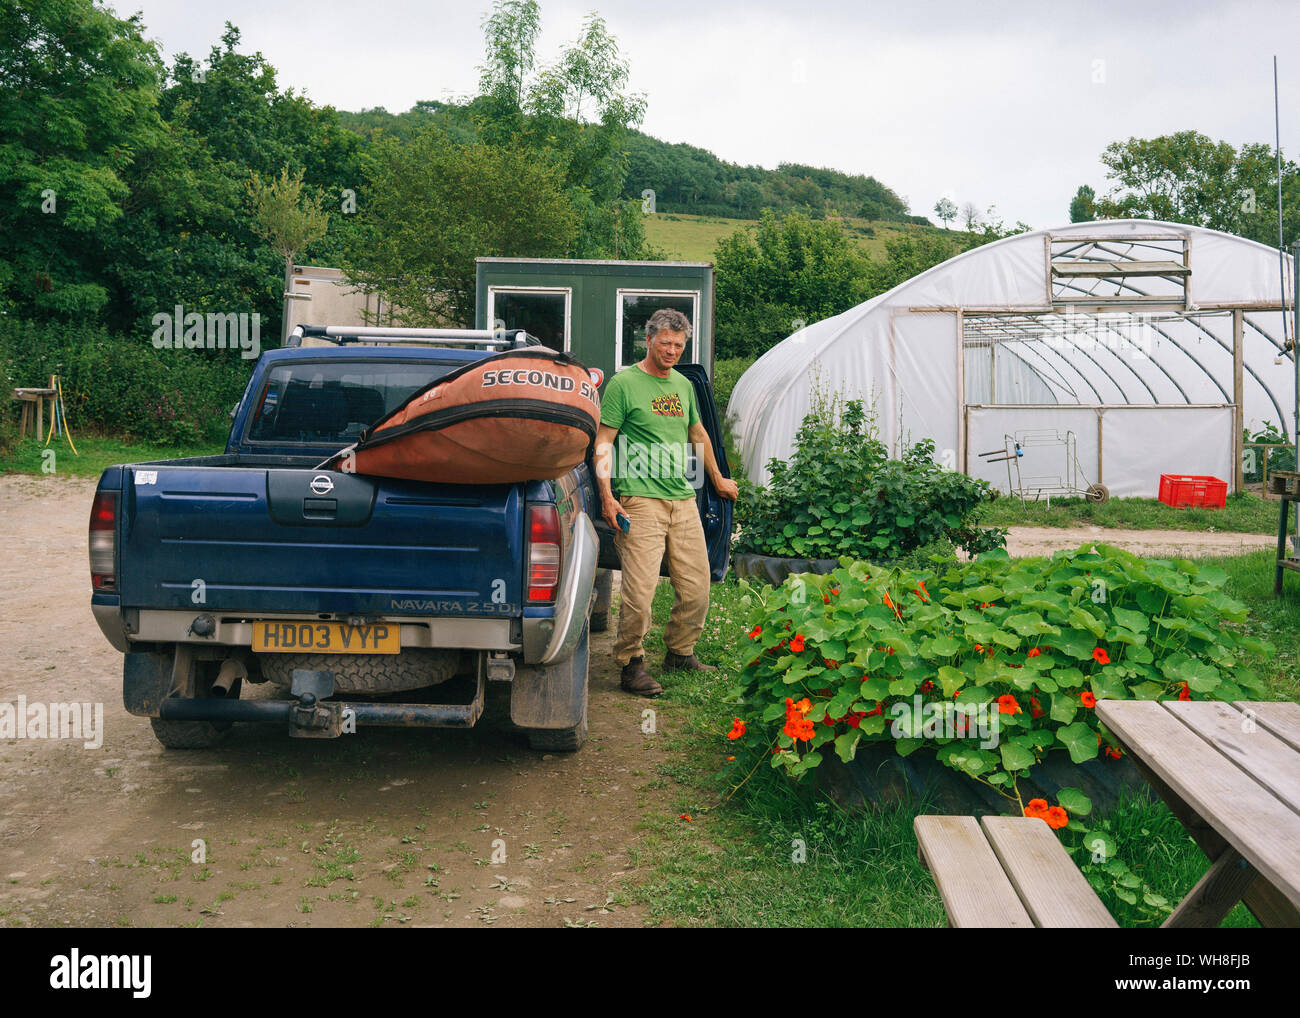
[{"left": 328, "top": 348, "right": 601, "bottom": 484}]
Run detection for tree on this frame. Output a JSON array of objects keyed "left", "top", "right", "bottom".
[
  {"left": 713, "top": 210, "right": 870, "bottom": 358},
  {"left": 961, "top": 202, "right": 981, "bottom": 231},
  {"left": 933, "top": 197, "right": 958, "bottom": 229},
  {"left": 95, "top": 23, "right": 362, "bottom": 337},
  {"left": 247, "top": 166, "right": 331, "bottom": 340},
  {"left": 0, "top": 0, "right": 166, "bottom": 318},
  {"left": 342, "top": 128, "right": 578, "bottom": 327},
  {"left": 476, "top": 0, "right": 541, "bottom": 140},
  {"left": 1069, "top": 185, "right": 1096, "bottom": 222},
  {"left": 472, "top": 6, "right": 648, "bottom": 258},
  {"left": 1094, "top": 131, "right": 1300, "bottom": 244}
]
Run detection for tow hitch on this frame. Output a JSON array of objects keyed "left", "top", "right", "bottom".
[{"left": 287, "top": 669, "right": 342, "bottom": 738}]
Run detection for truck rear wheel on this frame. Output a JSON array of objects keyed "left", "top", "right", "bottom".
[
  {"left": 150, "top": 666, "right": 241, "bottom": 750},
  {"left": 257, "top": 648, "right": 459, "bottom": 693},
  {"left": 150, "top": 716, "right": 228, "bottom": 749},
  {"left": 526, "top": 684, "right": 588, "bottom": 752},
  {"left": 524, "top": 623, "right": 589, "bottom": 752}
]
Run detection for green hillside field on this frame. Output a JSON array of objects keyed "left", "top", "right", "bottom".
[{"left": 643, "top": 212, "right": 955, "bottom": 263}]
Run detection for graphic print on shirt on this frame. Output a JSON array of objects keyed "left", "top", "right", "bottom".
[{"left": 650, "top": 392, "right": 685, "bottom": 417}]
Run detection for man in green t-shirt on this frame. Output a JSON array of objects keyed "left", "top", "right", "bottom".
[{"left": 593, "top": 308, "right": 739, "bottom": 697}]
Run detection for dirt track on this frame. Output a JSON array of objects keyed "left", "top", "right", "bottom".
[
  {"left": 1004, "top": 525, "right": 1276, "bottom": 558},
  {"left": 0, "top": 476, "right": 1278, "bottom": 928},
  {"left": 0, "top": 475, "right": 680, "bottom": 928}
]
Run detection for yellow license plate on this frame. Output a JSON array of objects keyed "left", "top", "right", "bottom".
[{"left": 251, "top": 621, "right": 400, "bottom": 655}]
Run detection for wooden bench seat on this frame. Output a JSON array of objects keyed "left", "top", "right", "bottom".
[{"left": 915, "top": 814, "right": 1117, "bottom": 928}]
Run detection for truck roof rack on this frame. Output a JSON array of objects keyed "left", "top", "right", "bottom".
[{"left": 286, "top": 325, "right": 539, "bottom": 349}]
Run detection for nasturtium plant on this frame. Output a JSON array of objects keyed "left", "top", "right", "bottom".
[
  {"left": 724, "top": 543, "right": 1267, "bottom": 924},
  {"left": 726, "top": 544, "right": 1270, "bottom": 795},
  {"left": 733, "top": 392, "right": 1006, "bottom": 562}
]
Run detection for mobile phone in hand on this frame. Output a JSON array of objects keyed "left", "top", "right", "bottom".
[{"left": 617, "top": 513, "right": 630, "bottom": 533}]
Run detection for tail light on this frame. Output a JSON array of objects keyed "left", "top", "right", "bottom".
[
  {"left": 89, "top": 490, "right": 117, "bottom": 591},
  {"left": 526, "top": 504, "right": 561, "bottom": 603}
]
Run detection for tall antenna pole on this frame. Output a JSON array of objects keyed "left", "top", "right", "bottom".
[
  {"left": 1282, "top": 57, "right": 1299, "bottom": 545},
  {"left": 1276, "top": 56, "right": 1289, "bottom": 354}
]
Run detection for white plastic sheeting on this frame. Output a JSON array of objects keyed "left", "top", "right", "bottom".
[{"left": 729, "top": 220, "right": 1296, "bottom": 496}]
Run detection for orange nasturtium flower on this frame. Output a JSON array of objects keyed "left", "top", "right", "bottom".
[
  {"left": 1080, "top": 691, "right": 1097, "bottom": 709},
  {"left": 1178, "top": 682, "right": 1192, "bottom": 701},
  {"left": 727, "top": 718, "right": 746, "bottom": 740},
  {"left": 1044, "top": 806, "right": 1069, "bottom": 830},
  {"left": 748, "top": 625, "right": 762, "bottom": 640},
  {"left": 1092, "top": 647, "right": 1111, "bottom": 666},
  {"left": 1026, "top": 647, "right": 1042, "bottom": 658},
  {"left": 883, "top": 592, "right": 901, "bottom": 616},
  {"left": 997, "top": 694, "right": 1021, "bottom": 716},
  {"left": 1103, "top": 746, "right": 1122, "bottom": 760},
  {"left": 1024, "top": 798, "right": 1049, "bottom": 818},
  {"left": 789, "top": 633, "right": 806, "bottom": 653},
  {"left": 679, "top": 813, "right": 692, "bottom": 821}
]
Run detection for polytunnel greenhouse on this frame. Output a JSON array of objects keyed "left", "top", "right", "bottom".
[{"left": 728, "top": 219, "right": 1298, "bottom": 499}]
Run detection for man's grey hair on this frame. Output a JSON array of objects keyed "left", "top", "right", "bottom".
[{"left": 645, "top": 307, "right": 693, "bottom": 342}]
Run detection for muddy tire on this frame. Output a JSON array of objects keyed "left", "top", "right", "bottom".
[
  {"left": 525, "top": 625, "right": 589, "bottom": 753},
  {"left": 150, "top": 717, "right": 228, "bottom": 749},
  {"left": 256, "top": 649, "right": 458, "bottom": 693},
  {"left": 526, "top": 685, "right": 588, "bottom": 752},
  {"left": 589, "top": 570, "right": 613, "bottom": 634},
  {"left": 151, "top": 671, "right": 241, "bottom": 750}
]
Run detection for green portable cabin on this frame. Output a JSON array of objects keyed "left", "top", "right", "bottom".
[{"left": 474, "top": 258, "right": 715, "bottom": 385}]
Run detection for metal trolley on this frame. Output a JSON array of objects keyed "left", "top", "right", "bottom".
[{"left": 979, "top": 429, "right": 1110, "bottom": 506}]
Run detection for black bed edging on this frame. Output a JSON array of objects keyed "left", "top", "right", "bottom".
[{"left": 819, "top": 742, "right": 1150, "bottom": 817}]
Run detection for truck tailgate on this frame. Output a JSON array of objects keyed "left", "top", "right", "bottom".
[{"left": 118, "top": 466, "right": 524, "bottom": 616}]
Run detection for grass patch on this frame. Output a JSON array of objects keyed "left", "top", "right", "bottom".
[
  {"left": 643, "top": 212, "right": 948, "bottom": 263},
  {"left": 633, "top": 549, "right": 1299, "bottom": 926},
  {"left": 980, "top": 490, "right": 1285, "bottom": 535},
  {"left": 0, "top": 434, "right": 225, "bottom": 478}
]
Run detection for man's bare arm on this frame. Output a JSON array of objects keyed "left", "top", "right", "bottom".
[
  {"left": 594, "top": 423, "right": 624, "bottom": 528},
  {"left": 689, "top": 421, "right": 739, "bottom": 501}
]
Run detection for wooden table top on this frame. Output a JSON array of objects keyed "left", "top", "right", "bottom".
[{"left": 1096, "top": 699, "right": 1300, "bottom": 911}]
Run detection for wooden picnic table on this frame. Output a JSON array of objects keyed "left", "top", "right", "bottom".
[{"left": 1096, "top": 699, "right": 1300, "bottom": 928}]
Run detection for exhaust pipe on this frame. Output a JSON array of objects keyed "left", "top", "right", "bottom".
[{"left": 211, "top": 657, "right": 248, "bottom": 699}]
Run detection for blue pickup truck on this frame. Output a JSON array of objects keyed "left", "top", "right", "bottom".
[{"left": 89, "top": 326, "right": 733, "bottom": 752}]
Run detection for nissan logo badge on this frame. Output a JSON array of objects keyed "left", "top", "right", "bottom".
[{"left": 310, "top": 474, "right": 335, "bottom": 496}]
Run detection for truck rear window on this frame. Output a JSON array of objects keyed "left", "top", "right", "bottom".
[{"left": 245, "top": 360, "right": 452, "bottom": 445}]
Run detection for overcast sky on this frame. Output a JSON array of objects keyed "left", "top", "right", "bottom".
[{"left": 121, "top": 0, "right": 1300, "bottom": 230}]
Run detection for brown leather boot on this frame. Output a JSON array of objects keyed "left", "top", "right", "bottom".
[
  {"left": 663, "top": 652, "right": 717, "bottom": 673},
  {"left": 620, "top": 656, "right": 663, "bottom": 697}
]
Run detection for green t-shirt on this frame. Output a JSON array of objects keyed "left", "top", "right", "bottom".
[{"left": 601, "top": 364, "right": 701, "bottom": 500}]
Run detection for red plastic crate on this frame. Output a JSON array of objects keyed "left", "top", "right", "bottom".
[{"left": 1158, "top": 474, "right": 1227, "bottom": 509}]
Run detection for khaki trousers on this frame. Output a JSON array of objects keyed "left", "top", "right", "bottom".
[{"left": 612, "top": 495, "right": 710, "bottom": 664}]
